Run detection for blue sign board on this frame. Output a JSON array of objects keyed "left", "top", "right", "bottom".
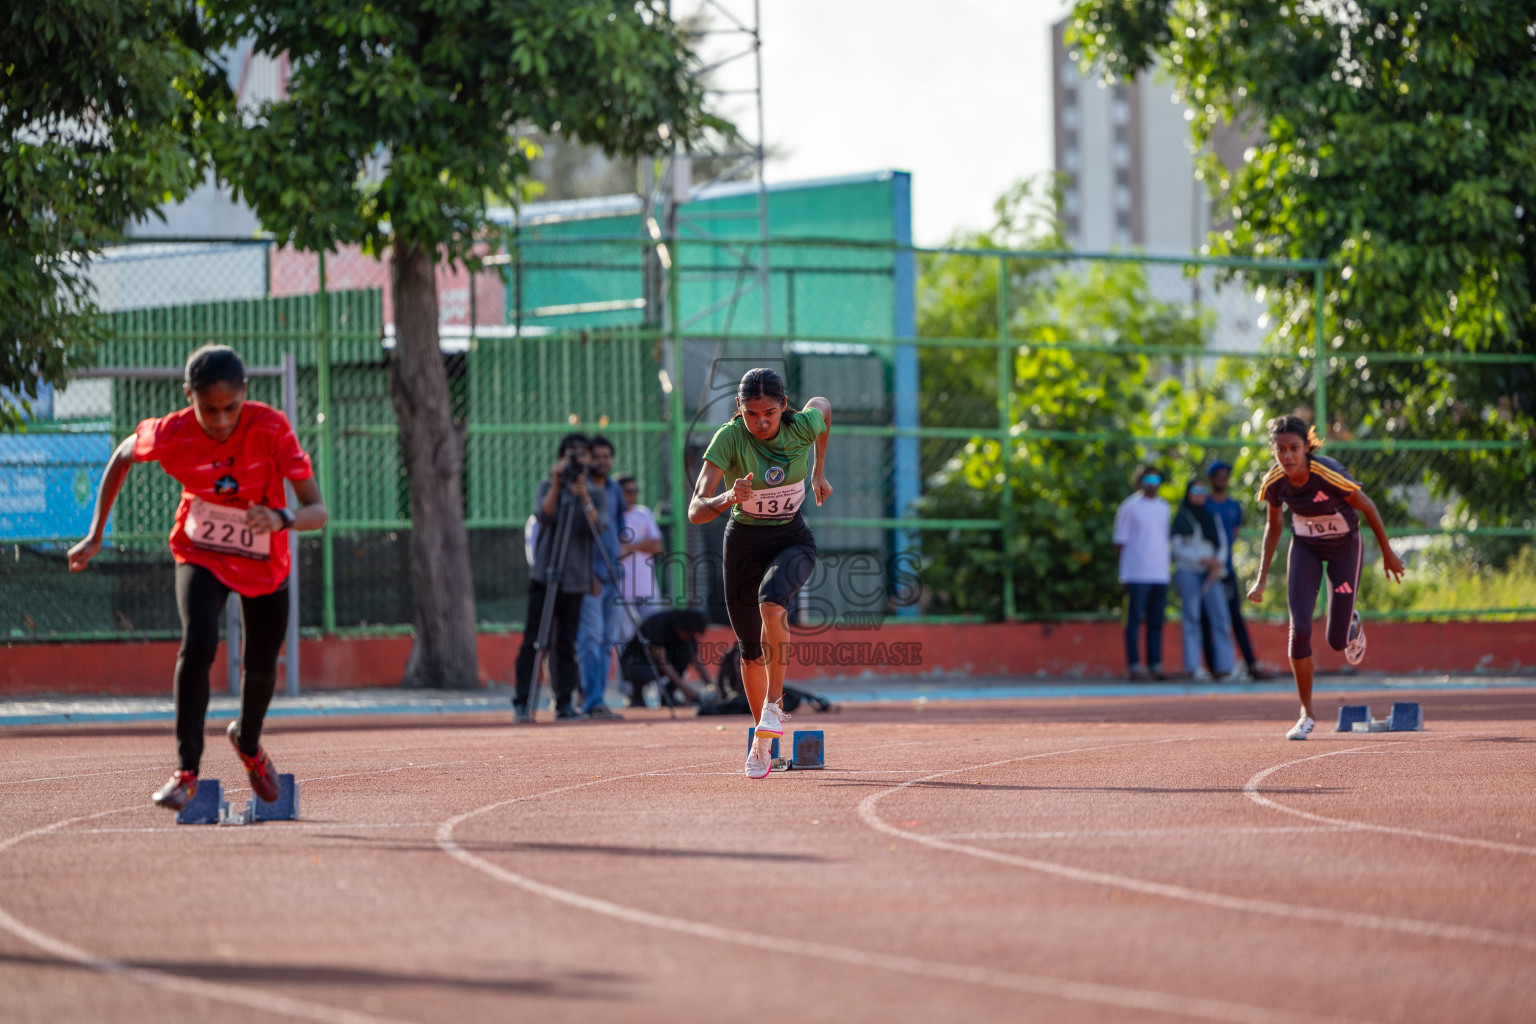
[{"left": 0, "top": 433, "right": 113, "bottom": 541}]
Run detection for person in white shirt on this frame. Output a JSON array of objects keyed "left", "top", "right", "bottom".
[
  {"left": 615, "top": 474, "right": 664, "bottom": 641},
  {"left": 1113, "top": 466, "right": 1171, "bottom": 680},
  {"left": 1170, "top": 479, "right": 1236, "bottom": 680}
]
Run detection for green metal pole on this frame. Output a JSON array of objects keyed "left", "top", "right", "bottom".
[
  {"left": 1313, "top": 265, "right": 1327, "bottom": 439},
  {"left": 668, "top": 240, "right": 688, "bottom": 608},
  {"left": 997, "top": 254, "right": 1016, "bottom": 621},
  {"left": 317, "top": 251, "right": 337, "bottom": 633}
]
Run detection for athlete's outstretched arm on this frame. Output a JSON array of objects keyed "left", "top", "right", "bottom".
[
  {"left": 67, "top": 435, "right": 137, "bottom": 572},
  {"left": 1345, "top": 489, "right": 1406, "bottom": 582},
  {"left": 804, "top": 396, "right": 833, "bottom": 506},
  {"left": 688, "top": 461, "right": 754, "bottom": 524},
  {"left": 1246, "top": 503, "right": 1284, "bottom": 604}
]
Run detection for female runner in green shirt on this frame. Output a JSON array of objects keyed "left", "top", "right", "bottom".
[{"left": 690, "top": 368, "right": 833, "bottom": 779}]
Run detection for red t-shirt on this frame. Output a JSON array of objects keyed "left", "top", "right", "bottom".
[{"left": 134, "top": 400, "right": 314, "bottom": 597}]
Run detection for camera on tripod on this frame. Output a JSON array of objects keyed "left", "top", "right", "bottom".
[{"left": 560, "top": 454, "right": 586, "bottom": 486}]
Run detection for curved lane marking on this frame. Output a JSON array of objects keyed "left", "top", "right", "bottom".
[
  {"left": 437, "top": 741, "right": 1365, "bottom": 1024},
  {"left": 0, "top": 806, "right": 418, "bottom": 1024},
  {"left": 859, "top": 747, "right": 1536, "bottom": 953},
  {"left": 1243, "top": 746, "right": 1536, "bottom": 857}
]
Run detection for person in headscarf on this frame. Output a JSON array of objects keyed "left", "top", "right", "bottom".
[{"left": 1170, "top": 478, "right": 1236, "bottom": 680}]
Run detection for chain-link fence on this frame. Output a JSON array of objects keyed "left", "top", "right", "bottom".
[{"left": 4, "top": 234, "right": 1532, "bottom": 642}]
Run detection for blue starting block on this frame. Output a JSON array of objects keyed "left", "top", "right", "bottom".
[
  {"left": 251, "top": 773, "right": 299, "bottom": 820},
  {"left": 1336, "top": 706, "right": 1370, "bottom": 732},
  {"left": 791, "top": 730, "right": 825, "bottom": 769},
  {"left": 1337, "top": 702, "right": 1424, "bottom": 734},
  {"left": 176, "top": 778, "right": 223, "bottom": 825},
  {"left": 747, "top": 727, "right": 780, "bottom": 760},
  {"left": 1389, "top": 702, "right": 1423, "bottom": 731},
  {"left": 179, "top": 774, "right": 299, "bottom": 826}
]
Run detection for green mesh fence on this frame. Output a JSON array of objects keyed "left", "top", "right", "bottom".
[{"left": 3, "top": 234, "right": 1532, "bottom": 643}]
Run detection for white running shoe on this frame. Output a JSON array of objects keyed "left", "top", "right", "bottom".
[
  {"left": 756, "top": 699, "right": 787, "bottom": 738},
  {"left": 1191, "top": 668, "right": 1213, "bottom": 682},
  {"left": 745, "top": 737, "right": 774, "bottom": 779},
  {"left": 1344, "top": 611, "right": 1367, "bottom": 666},
  {"left": 1286, "top": 715, "right": 1316, "bottom": 740}
]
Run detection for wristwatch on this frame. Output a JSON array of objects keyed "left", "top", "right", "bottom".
[{"left": 276, "top": 507, "right": 296, "bottom": 529}]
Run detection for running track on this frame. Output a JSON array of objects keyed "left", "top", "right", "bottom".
[{"left": 2, "top": 689, "right": 1532, "bottom": 1023}]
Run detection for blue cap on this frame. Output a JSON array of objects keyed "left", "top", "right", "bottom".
[{"left": 1206, "top": 460, "right": 1233, "bottom": 476}]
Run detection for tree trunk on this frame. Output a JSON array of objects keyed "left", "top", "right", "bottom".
[{"left": 389, "top": 239, "right": 479, "bottom": 688}]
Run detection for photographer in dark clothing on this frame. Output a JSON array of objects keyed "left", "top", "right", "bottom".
[
  {"left": 620, "top": 608, "right": 711, "bottom": 708},
  {"left": 513, "top": 433, "right": 608, "bottom": 722}
]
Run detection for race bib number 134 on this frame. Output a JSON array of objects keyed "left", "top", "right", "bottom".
[
  {"left": 743, "top": 480, "right": 804, "bottom": 518},
  {"left": 186, "top": 499, "right": 271, "bottom": 560}
]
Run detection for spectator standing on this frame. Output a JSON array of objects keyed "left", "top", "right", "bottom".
[
  {"left": 576, "top": 436, "right": 626, "bottom": 719},
  {"left": 1171, "top": 479, "right": 1236, "bottom": 680},
  {"left": 616, "top": 474, "right": 664, "bottom": 637},
  {"left": 513, "top": 433, "right": 606, "bottom": 723},
  {"left": 1113, "top": 466, "right": 1171, "bottom": 680},
  {"left": 1201, "top": 461, "right": 1266, "bottom": 679}
]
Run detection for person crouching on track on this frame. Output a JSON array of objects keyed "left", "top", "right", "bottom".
[
  {"left": 67, "top": 345, "right": 328, "bottom": 810},
  {"left": 1247, "top": 415, "right": 1403, "bottom": 740},
  {"left": 689, "top": 368, "right": 832, "bottom": 780}
]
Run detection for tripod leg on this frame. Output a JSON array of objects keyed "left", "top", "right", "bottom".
[{"left": 528, "top": 497, "right": 580, "bottom": 721}]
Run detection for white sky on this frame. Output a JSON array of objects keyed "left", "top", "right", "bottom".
[{"left": 686, "top": 0, "right": 1077, "bottom": 246}]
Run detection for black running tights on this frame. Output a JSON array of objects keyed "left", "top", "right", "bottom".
[
  {"left": 174, "top": 563, "right": 290, "bottom": 773},
  {"left": 1285, "top": 536, "right": 1361, "bottom": 660}
]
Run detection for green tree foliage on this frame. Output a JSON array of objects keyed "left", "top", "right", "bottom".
[
  {"left": 208, "top": 0, "right": 716, "bottom": 687},
  {"left": 916, "top": 183, "right": 1216, "bottom": 617},
  {"left": 1, "top": 1, "right": 226, "bottom": 425},
  {"left": 1068, "top": 1, "right": 1536, "bottom": 527}
]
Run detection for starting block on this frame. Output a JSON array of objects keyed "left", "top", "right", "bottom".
[
  {"left": 1337, "top": 702, "right": 1423, "bottom": 734},
  {"left": 1336, "top": 706, "right": 1370, "bottom": 732},
  {"left": 1389, "top": 702, "right": 1424, "bottom": 731},
  {"left": 791, "top": 730, "right": 825, "bottom": 769},
  {"left": 179, "top": 774, "right": 299, "bottom": 826},
  {"left": 746, "top": 728, "right": 826, "bottom": 770},
  {"left": 176, "top": 778, "right": 224, "bottom": 825}
]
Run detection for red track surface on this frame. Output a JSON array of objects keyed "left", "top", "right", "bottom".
[{"left": 3, "top": 689, "right": 1533, "bottom": 1023}]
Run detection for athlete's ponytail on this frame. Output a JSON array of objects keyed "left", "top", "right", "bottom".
[
  {"left": 733, "top": 367, "right": 796, "bottom": 423},
  {"left": 1266, "top": 414, "right": 1322, "bottom": 451}
]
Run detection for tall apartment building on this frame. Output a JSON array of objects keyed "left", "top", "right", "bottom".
[{"left": 1052, "top": 19, "right": 1264, "bottom": 351}]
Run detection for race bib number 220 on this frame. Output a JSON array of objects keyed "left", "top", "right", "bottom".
[{"left": 186, "top": 499, "right": 271, "bottom": 560}]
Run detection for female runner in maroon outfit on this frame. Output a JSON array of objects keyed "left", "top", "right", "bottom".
[{"left": 1248, "top": 416, "right": 1403, "bottom": 739}]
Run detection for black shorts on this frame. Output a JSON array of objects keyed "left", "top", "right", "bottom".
[{"left": 721, "top": 514, "right": 817, "bottom": 661}]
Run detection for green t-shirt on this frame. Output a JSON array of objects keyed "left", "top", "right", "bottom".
[{"left": 702, "top": 406, "right": 826, "bottom": 525}]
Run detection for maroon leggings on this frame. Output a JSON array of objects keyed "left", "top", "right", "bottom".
[{"left": 1285, "top": 535, "right": 1362, "bottom": 659}]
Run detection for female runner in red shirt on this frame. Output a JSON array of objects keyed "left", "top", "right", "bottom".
[{"left": 68, "top": 345, "right": 328, "bottom": 810}]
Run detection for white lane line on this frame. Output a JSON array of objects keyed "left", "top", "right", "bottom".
[
  {"left": 0, "top": 767, "right": 165, "bottom": 786},
  {"left": 0, "top": 808, "right": 417, "bottom": 1024},
  {"left": 859, "top": 748, "right": 1536, "bottom": 953},
  {"left": 1243, "top": 746, "right": 1536, "bottom": 857},
  {"left": 931, "top": 826, "right": 1352, "bottom": 840},
  {"left": 437, "top": 743, "right": 1364, "bottom": 1024}
]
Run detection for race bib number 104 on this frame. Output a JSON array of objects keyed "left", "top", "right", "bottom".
[
  {"left": 1291, "top": 512, "right": 1349, "bottom": 539},
  {"left": 186, "top": 499, "right": 271, "bottom": 560}
]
